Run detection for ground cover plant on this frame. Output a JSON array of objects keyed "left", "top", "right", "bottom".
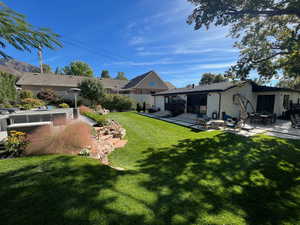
[{"left": 0, "top": 112, "right": 299, "bottom": 225}]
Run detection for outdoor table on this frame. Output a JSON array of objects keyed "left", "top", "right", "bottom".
[
  {"left": 207, "top": 120, "right": 225, "bottom": 129},
  {"left": 260, "top": 114, "right": 272, "bottom": 125}
]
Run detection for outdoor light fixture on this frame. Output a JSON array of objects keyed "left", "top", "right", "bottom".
[{"left": 69, "top": 88, "right": 81, "bottom": 108}]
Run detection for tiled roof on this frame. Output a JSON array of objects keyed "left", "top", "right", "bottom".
[
  {"left": 252, "top": 83, "right": 300, "bottom": 93},
  {"left": 123, "top": 71, "right": 153, "bottom": 89},
  {"left": 165, "top": 81, "right": 176, "bottom": 90},
  {"left": 16, "top": 72, "right": 128, "bottom": 89}
]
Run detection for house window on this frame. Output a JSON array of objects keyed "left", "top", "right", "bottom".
[
  {"left": 283, "top": 95, "right": 290, "bottom": 110},
  {"left": 148, "top": 82, "right": 156, "bottom": 87}
]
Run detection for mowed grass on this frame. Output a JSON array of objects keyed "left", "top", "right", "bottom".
[{"left": 0, "top": 112, "right": 299, "bottom": 225}]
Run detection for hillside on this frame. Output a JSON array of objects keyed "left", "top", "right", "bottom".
[{"left": 0, "top": 58, "right": 39, "bottom": 77}]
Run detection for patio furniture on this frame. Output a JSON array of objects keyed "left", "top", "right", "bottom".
[
  {"left": 250, "top": 113, "right": 276, "bottom": 125},
  {"left": 207, "top": 120, "right": 225, "bottom": 129},
  {"left": 291, "top": 114, "right": 300, "bottom": 128}
]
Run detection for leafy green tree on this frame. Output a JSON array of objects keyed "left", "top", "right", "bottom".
[
  {"left": 101, "top": 70, "right": 110, "bottom": 78},
  {"left": 115, "top": 72, "right": 128, "bottom": 80},
  {"left": 0, "top": 72, "right": 16, "bottom": 104},
  {"left": 63, "top": 61, "right": 93, "bottom": 77},
  {"left": 187, "top": 0, "right": 300, "bottom": 80},
  {"left": 79, "top": 79, "right": 105, "bottom": 106},
  {"left": 0, "top": 2, "right": 61, "bottom": 58},
  {"left": 33, "top": 64, "right": 52, "bottom": 73},
  {"left": 199, "top": 73, "right": 227, "bottom": 85},
  {"left": 277, "top": 77, "right": 300, "bottom": 89}
]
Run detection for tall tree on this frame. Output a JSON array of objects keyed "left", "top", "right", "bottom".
[
  {"left": 277, "top": 77, "right": 300, "bottom": 89},
  {"left": 199, "top": 73, "right": 227, "bottom": 85},
  {"left": 101, "top": 70, "right": 110, "bottom": 78},
  {"left": 79, "top": 79, "right": 105, "bottom": 106},
  {"left": 63, "top": 61, "right": 93, "bottom": 77},
  {"left": 187, "top": 0, "right": 300, "bottom": 80},
  {"left": 115, "top": 72, "right": 128, "bottom": 80},
  {"left": 0, "top": 2, "right": 61, "bottom": 58},
  {"left": 42, "top": 64, "right": 52, "bottom": 73}
]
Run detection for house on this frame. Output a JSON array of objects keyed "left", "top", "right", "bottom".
[
  {"left": 16, "top": 70, "right": 173, "bottom": 106},
  {"left": 153, "top": 81, "right": 300, "bottom": 119}
]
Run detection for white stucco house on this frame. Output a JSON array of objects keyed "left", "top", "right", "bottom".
[{"left": 153, "top": 81, "right": 300, "bottom": 119}]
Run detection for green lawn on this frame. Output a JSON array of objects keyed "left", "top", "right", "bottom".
[{"left": 0, "top": 112, "right": 299, "bottom": 225}]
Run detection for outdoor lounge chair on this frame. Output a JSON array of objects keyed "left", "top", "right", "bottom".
[{"left": 291, "top": 114, "right": 300, "bottom": 128}]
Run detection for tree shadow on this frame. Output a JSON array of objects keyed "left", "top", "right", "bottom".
[
  {"left": 137, "top": 133, "right": 300, "bottom": 225},
  {"left": 0, "top": 155, "right": 146, "bottom": 225}
]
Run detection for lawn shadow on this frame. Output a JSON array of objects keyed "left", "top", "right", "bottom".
[
  {"left": 0, "top": 155, "right": 146, "bottom": 225},
  {"left": 137, "top": 133, "right": 300, "bottom": 225}
]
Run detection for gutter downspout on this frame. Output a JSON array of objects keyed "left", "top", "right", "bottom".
[{"left": 218, "top": 92, "right": 222, "bottom": 119}]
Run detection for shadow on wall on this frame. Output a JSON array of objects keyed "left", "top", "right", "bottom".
[{"left": 0, "top": 133, "right": 299, "bottom": 225}]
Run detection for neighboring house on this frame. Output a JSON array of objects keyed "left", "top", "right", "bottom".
[
  {"left": 16, "top": 70, "right": 173, "bottom": 106},
  {"left": 120, "top": 71, "right": 170, "bottom": 106},
  {"left": 153, "top": 81, "right": 300, "bottom": 119}
]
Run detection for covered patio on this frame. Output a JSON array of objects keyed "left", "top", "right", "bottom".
[{"left": 138, "top": 112, "right": 300, "bottom": 140}]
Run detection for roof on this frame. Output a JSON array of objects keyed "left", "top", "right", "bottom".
[
  {"left": 252, "top": 83, "right": 300, "bottom": 93},
  {"left": 123, "top": 71, "right": 153, "bottom": 89},
  {"left": 17, "top": 73, "right": 89, "bottom": 87},
  {"left": 154, "top": 81, "right": 248, "bottom": 96},
  {"left": 16, "top": 72, "right": 128, "bottom": 89},
  {"left": 165, "top": 81, "right": 176, "bottom": 90},
  {"left": 99, "top": 78, "right": 128, "bottom": 89}
]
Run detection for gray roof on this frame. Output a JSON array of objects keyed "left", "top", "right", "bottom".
[
  {"left": 123, "top": 71, "right": 153, "bottom": 89},
  {"left": 16, "top": 72, "right": 129, "bottom": 89},
  {"left": 154, "top": 81, "right": 248, "bottom": 95}
]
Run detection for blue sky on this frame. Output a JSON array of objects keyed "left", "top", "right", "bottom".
[{"left": 3, "top": 0, "right": 244, "bottom": 87}]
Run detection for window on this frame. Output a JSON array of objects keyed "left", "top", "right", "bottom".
[
  {"left": 148, "top": 82, "right": 156, "bottom": 87},
  {"left": 283, "top": 95, "right": 290, "bottom": 110}
]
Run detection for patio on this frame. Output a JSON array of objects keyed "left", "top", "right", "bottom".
[{"left": 139, "top": 112, "right": 300, "bottom": 140}]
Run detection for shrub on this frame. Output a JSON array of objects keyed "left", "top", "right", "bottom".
[
  {"left": 37, "top": 88, "right": 59, "bottom": 104},
  {"left": 101, "top": 94, "right": 133, "bottom": 112},
  {"left": 26, "top": 121, "right": 92, "bottom": 155},
  {"left": 19, "top": 90, "right": 33, "bottom": 99},
  {"left": 59, "top": 103, "right": 70, "bottom": 108},
  {"left": 142, "top": 102, "right": 146, "bottom": 112},
  {"left": 5, "top": 130, "right": 30, "bottom": 157},
  {"left": 0, "top": 72, "right": 17, "bottom": 104},
  {"left": 79, "top": 79, "right": 105, "bottom": 106},
  {"left": 136, "top": 103, "right": 141, "bottom": 112},
  {"left": 83, "top": 112, "right": 109, "bottom": 126},
  {"left": 21, "top": 98, "right": 45, "bottom": 110},
  {"left": 79, "top": 105, "right": 93, "bottom": 114}
]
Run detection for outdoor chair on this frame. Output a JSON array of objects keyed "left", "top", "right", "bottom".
[{"left": 291, "top": 114, "right": 300, "bottom": 129}]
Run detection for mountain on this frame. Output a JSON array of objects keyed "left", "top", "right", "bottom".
[{"left": 0, "top": 58, "right": 39, "bottom": 77}]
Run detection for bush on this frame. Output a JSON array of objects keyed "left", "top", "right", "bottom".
[
  {"left": 83, "top": 112, "right": 109, "bottom": 126},
  {"left": 5, "top": 130, "right": 30, "bottom": 157},
  {"left": 142, "top": 102, "right": 146, "bottom": 112},
  {"left": 37, "top": 88, "right": 59, "bottom": 104},
  {"left": 58, "top": 103, "right": 70, "bottom": 108},
  {"left": 0, "top": 72, "right": 17, "bottom": 104},
  {"left": 21, "top": 98, "right": 45, "bottom": 110},
  {"left": 136, "top": 103, "right": 141, "bottom": 112},
  {"left": 19, "top": 90, "right": 33, "bottom": 99},
  {"left": 79, "top": 105, "right": 93, "bottom": 114},
  {"left": 101, "top": 94, "right": 133, "bottom": 112},
  {"left": 79, "top": 79, "right": 105, "bottom": 106},
  {"left": 26, "top": 121, "right": 92, "bottom": 155}
]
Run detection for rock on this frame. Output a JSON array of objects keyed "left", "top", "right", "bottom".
[{"left": 90, "top": 120, "right": 127, "bottom": 164}]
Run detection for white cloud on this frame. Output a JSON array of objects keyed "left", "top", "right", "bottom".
[{"left": 129, "top": 36, "right": 146, "bottom": 45}]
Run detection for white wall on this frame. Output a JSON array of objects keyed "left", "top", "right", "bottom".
[
  {"left": 220, "top": 83, "right": 255, "bottom": 118},
  {"left": 207, "top": 93, "right": 220, "bottom": 117},
  {"left": 123, "top": 94, "right": 154, "bottom": 106},
  {"left": 154, "top": 96, "right": 165, "bottom": 111},
  {"left": 254, "top": 91, "right": 300, "bottom": 117}
]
